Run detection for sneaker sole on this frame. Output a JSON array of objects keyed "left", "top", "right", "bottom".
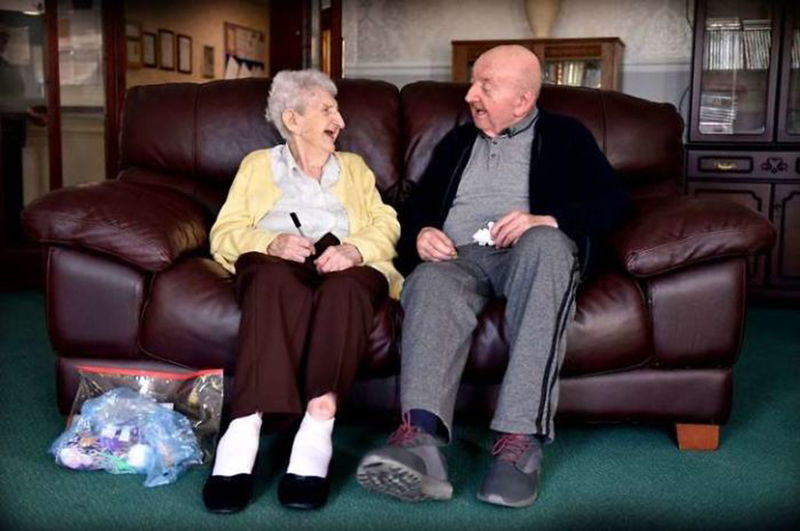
[
  {"left": 475, "top": 489, "right": 538, "bottom": 508},
  {"left": 356, "top": 454, "right": 453, "bottom": 502}
]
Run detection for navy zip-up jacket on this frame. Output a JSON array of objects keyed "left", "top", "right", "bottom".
[{"left": 396, "top": 110, "right": 632, "bottom": 279}]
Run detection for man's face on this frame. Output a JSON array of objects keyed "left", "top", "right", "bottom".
[{"left": 465, "top": 56, "right": 527, "bottom": 138}]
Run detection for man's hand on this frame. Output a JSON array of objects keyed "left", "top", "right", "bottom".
[
  {"left": 315, "top": 244, "right": 363, "bottom": 273},
  {"left": 490, "top": 210, "right": 558, "bottom": 248},
  {"left": 267, "top": 234, "right": 315, "bottom": 263},
  {"left": 417, "top": 227, "right": 457, "bottom": 262}
]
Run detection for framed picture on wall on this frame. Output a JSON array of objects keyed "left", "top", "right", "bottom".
[
  {"left": 203, "top": 45, "right": 214, "bottom": 78},
  {"left": 125, "top": 21, "right": 141, "bottom": 39},
  {"left": 126, "top": 37, "right": 142, "bottom": 69},
  {"left": 223, "top": 22, "right": 266, "bottom": 79},
  {"left": 142, "top": 32, "right": 156, "bottom": 67},
  {"left": 177, "top": 34, "right": 192, "bottom": 74},
  {"left": 158, "top": 29, "right": 175, "bottom": 70},
  {"left": 125, "top": 21, "right": 142, "bottom": 69}
]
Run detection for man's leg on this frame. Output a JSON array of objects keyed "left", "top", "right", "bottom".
[
  {"left": 400, "top": 259, "right": 491, "bottom": 437},
  {"left": 489, "top": 226, "right": 579, "bottom": 439},
  {"left": 357, "top": 257, "right": 490, "bottom": 502},
  {"left": 478, "top": 226, "right": 579, "bottom": 507}
]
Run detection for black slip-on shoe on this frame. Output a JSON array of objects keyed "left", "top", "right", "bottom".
[
  {"left": 202, "top": 473, "right": 254, "bottom": 514},
  {"left": 277, "top": 473, "right": 329, "bottom": 510}
]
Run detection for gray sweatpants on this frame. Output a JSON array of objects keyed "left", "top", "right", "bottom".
[{"left": 400, "top": 226, "right": 579, "bottom": 442}]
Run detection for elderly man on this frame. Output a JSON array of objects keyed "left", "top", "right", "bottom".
[{"left": 356, "top": 45, "right": 630, "bottom": 508}]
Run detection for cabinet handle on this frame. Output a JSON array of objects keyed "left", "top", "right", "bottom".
[{"left": 715, "top": 162, "right": 736, "bottom": 171}]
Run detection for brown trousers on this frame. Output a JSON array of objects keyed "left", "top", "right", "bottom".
[{"left": 230, "top": 252, "right": 388, "bottom": 424}]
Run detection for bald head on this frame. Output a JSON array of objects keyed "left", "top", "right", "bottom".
[
  {"left": 464, "top": 45, "right": 542, "bottom": 137},
  {"left": 475, "top": 45, "right": 542, "bottom": 98}
]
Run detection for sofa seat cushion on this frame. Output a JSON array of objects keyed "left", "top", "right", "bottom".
[
  {"left": 462, "top": 271, "right": 650, "bottom": 383},
  {"left": 140, "top": 257, "right": 400, "bottom": 376},
  {"left": 562, "top": 272, "right": 650, "bottom": 376}
]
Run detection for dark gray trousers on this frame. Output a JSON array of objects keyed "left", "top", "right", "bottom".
[{"left": 400, "top": 226, "right": 579, "bottom": 442}]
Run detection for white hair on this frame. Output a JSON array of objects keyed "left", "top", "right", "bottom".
[{"left": 266, "top": 69, "right": 338, "bottom": 140}]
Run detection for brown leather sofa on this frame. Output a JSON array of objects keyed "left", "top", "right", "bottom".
[{"left": 22, "top": 78, "right": 775, "bottom": 450}]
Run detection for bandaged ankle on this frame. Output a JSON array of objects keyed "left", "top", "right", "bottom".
[
  {"left": 211, "top": 412, "right": 262, "bottom": 477},
  {"left": 286, "top": 412, "right": 335, "bottom": 478}
]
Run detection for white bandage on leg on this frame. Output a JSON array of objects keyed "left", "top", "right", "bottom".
[
  {"left": 211, "top": 412, "right": 263, "bottom": 477},
  {"left": 286, "top": 412, "right": 335, "bottom": 478}
]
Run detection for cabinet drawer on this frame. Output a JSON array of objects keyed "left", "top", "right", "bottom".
[
  {"left": 687, "top": 150, "right": 800, "bottom": 180},
  {"left": 697, "top": 156, "right": 752, "bottom": 173}
]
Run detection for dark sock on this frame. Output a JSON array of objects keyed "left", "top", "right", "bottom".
[{"left": 408, "top": 409, "right": 446, "bottom": 439}]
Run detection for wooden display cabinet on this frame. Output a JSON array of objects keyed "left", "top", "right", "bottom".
[
  {"left": 452, "top": 38, "right": 624, "bottom": 90},
  {"left": 686, "top": 0, "right": 800, "bottom": 303}
]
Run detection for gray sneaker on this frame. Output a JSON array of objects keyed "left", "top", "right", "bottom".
[
  {"left": 476, "top": 433, "right": 543, "bottom": 508},
  {"left": 356, "top": 414, "right": 453, "bottom": 502}
]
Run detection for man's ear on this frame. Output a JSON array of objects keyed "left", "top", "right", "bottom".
[
  {"left": 515, "top": 89, "right": 535, "bottom": 117},
  {"left": 282, "top": 109, "right": 301, "bottom": 135}
]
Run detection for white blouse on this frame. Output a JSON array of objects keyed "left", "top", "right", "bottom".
[{"left": 256, "top": 144, "right": 350, "bottom": 242}]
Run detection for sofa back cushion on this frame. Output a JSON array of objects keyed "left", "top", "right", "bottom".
[
  {"left": 400, "top": 81, "right": 684, "bottom": 199},
  {"left": 120, "top": 78, "right": 403, "bottom": 215}
]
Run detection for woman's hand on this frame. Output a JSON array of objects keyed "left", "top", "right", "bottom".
[
  {"left": 267, "top": 234, "right": 315, "bottom": 263},
  {"left": 315, "top": 244, "right": 363, "bottom": 273}
]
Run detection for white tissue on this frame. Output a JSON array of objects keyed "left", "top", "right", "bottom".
[{"left": 472, "top": 221, "right": 495, "bottom": 246}]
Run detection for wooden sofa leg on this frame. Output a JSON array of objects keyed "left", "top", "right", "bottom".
[{"left": 676, "top": 423, "right": 720, "bottom": 451}]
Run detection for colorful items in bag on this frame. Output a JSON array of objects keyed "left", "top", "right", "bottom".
[
  {"left": 69, "top": 365, "right": 224, "bottom": 463},
  {"left": 50, "top": 387, "right": 203, "bottom": 487}
]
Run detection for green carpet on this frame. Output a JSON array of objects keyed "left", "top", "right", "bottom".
[{"left": 0, "top": 291, "right": 798, "bottom": 531}]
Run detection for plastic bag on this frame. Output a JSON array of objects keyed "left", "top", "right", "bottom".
[
  {"left": 50, "top": 387, "right": 203, "bottom": 487},
  {"left": 68, "top": 365, "right": 224, "bottom": 462}
]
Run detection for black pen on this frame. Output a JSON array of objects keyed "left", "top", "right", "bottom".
[{"left": 290, "top": 212, "right": 306, "bottom": 237}]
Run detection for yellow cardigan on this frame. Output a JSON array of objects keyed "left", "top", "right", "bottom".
[{"left": 210, "top": 149, "right": 403, "bottom": 299}]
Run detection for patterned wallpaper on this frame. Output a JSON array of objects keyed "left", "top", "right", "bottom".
[
  {"left": 344, "top": 0, "right": 532, "bottom": 65},
  {"left": 344, "top": 0, "right": 693, "bottom": 68},
  {"left": 553, "top": 0, "right": 693, "bottom": 64}
]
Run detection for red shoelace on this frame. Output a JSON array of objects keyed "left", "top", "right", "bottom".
[
  {"left": 388, "top": 412, "right": 423, "bottom": 446},
  {"left": 492, "top": 434, "right": 532, "bottom": 463}
]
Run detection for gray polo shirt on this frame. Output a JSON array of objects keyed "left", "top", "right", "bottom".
[{"left": 443, "top": 108, "right": 539, "bottom": 247}]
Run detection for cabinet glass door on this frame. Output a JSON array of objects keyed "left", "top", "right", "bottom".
[
  {"left": 778, "top": 0, "right": 800, "bottom": 141},
  {"left": 691, "top": 0, "right": 778, "bottom": 142},
  {"left": 543, "top": 58, "right": 603, "bottom": 89}
]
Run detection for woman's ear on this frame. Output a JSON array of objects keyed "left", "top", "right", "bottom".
[{"left": 282, "top": 109, "right": 301, "bottom": 135}]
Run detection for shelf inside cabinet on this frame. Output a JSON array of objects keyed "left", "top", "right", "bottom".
[{"left": 452, "top": 38, "right": 624, "bottom": 91}]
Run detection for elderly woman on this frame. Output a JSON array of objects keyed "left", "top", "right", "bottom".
[{"left": 202, "top": 70, "right": 402, "bottom": 513}]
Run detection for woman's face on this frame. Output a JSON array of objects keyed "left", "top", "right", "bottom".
[{"left": 287, "top": 89, "right": 345, "bottom": 154}]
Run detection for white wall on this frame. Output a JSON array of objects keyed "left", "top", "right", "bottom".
[{"left": 343, "top": 0, "right": 695, "bottom": 119}]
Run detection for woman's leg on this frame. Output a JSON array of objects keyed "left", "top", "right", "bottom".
[
  {"left": 214, "top": 253, "right": 316, "bottom": 477},
  {"left": 286, "top": 267, "right": 389, "bottom": 478},
  {"left": 231, "top": 252, "right": 316, "bottom": 419},
  {"left": 303, "top": 266, "right": 388, "bottom": 404},
  {"left": 285, "top": 393, "right": 337, "bottom": 478}
]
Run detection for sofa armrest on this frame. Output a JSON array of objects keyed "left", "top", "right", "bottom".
[
  {"left": 22, "top": 181, "right": 209, "bottom": 272},
  {"left": 611, "top": 196, "right": 776, "bottom": 278}
]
